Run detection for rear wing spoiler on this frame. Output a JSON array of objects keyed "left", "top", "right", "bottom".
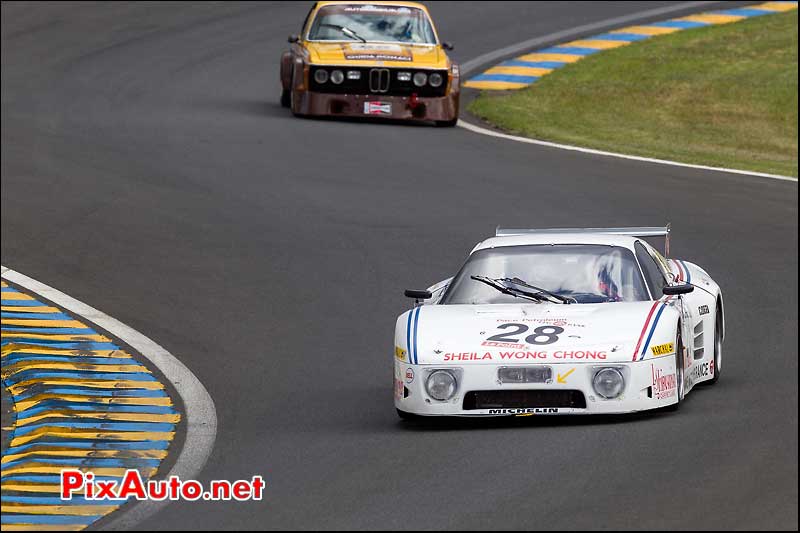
[{"left": 495, "top": 225, "right": 671, "bottom": 256}]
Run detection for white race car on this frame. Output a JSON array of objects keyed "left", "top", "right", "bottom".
[{"left": 394, "top": 227, "right": 724, "bottom": 418}]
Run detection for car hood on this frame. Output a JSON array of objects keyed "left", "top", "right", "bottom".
[
  {"left": 305, "top": 41, "right": 448, "bottom": 68},
  {"left": 397, "top": 301, "right": 679, "bottom": 365}
]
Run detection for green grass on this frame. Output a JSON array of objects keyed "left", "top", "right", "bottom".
[{"left": 469, "top": 10, "right": 798, "bottom": 177}]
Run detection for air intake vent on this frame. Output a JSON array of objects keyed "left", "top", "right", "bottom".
[
  {"left": 694, "top": 321, "right": 704, "bottom": 359},
  {"left": 463, "top": 390, "right": 586, "bottom": 410}
]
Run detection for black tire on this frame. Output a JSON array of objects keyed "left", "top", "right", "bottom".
[
  {"left": 434, "top": 117, "right": 458, "bottom": 128},
  {"left": 396, "top": 408, "right": 420, "bottom": 420},
  {"left": 280, "top": 88, "right": 291, "bottom": 108},
  {"left": 665, "top": 329, "right": 685, "bottom": 411},
  {"left": 707, "top": 309, "right": 722, "bottom": 385}
]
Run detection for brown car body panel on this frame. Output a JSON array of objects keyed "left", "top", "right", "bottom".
[{"left": 292, "top": 88, "right": 460, "bottom": 122}]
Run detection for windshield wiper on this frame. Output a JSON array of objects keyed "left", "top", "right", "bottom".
[
  {"left": 470, "top": 276, "right": 547, "bottom": 303},
  {"left": 320, "top": 23, "right": 367, "bottom": 43},
  {"left": 500, "top": 277, "right": 575, "bottom": 304}
]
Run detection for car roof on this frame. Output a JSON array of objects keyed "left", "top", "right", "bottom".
[
  {"left": 315, "top": 1, "right": 431, "bottom": 13},
  {"left": 471, "top": 233, "right": 643, "bottom": 254}
]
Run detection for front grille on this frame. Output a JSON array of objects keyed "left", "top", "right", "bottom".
[
  {"left": 463, "top": 390, "right": 587, "bottom": 410},
  {"left": 369, "top": 68, "right": 390, "bottom": 93},
  {"left": 309, "top": 66, "right": 448, "bottom": 97}
]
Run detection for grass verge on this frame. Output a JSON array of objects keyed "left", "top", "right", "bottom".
[{"left": 469, "top": 10, "right": 798, "bottom": 177}]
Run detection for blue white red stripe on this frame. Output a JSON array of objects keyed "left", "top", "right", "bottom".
[
  {"left": 638, "top": 296, "right": 673, "bottom": 360},
  {"left": 406, "top": 307, "right": 422, "bottom": 364},
  {"left": 406, "top": 311, "right": 412, "bottom": 363},
  {"left": 671, "top": 259, "right": 685, "bottom": 282},
  {"left": 412, "top": 307, "right": 421, "bottom": 365},
  {"left": 632, "top": 296, "right": 674, "bottom": 361},
  {"left": 678, "top": 260, "right": 692, "bottom": 283}
]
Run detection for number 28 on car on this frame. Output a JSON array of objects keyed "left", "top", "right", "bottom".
[
  {"left": 394, "top": 227, "right": 724, "bottom": 418},
  {"left": 280, "top": 1, "right": 460, "bottom": 126}
]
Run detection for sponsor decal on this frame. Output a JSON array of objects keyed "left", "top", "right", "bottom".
[
  {"left": 698, "top": 305, "right": 710, "bottom": 316},
  {"left": 395, "top": 345, "right": 407, "bottom": 361},
  {"left": 492, "top": 318, "right": 585, "bottom": 328},
  {"left": 349, "top": 43, "right": 403, "bottom": 52},
  {"left": 556, "top": 368, "right": 575, "bottom": 384},
  {"left": 498, "top": 350, "right": 547, "bottom": 360},
  {"left": 405, "top": 367, "right": 415, "bottom": 384},
  {"left": 689, "top": 361, "right": 711, "bottom": 382},
  {"left": 364, "top": 101, "right": 392, "bottom": 115},
  {"left": 394, "top": 378, "right": 404, "bottom": 400},
  {"left": 651, "top": 365, "right": 677, "bottom": 399},
  {"left": 346, "top": 52, "right": 413, "bottom": 62},
  {"left": 441, "top": 350, "right": 607, "bottom": 362},
  {"left": 487, "top": 408, "right": 560, "bottom": 415},
  {"left": 486, "top": 323, "right": 565, "bottom": 346},
  {"left": 322, "top": 4, "right": 419, "bottom": 18},
  {"left": 650, "top": 342, "right": 675, "bottom": 356},
  {"left": 481, "top": 340, "right": 527, "bottom": 349},
  {"left": 552, "top": 350, "right": 607, "bottom": 360},
  {"left": 343, "top": 43, "right": 412, "bottom": 62},
  {"left": 343, "top": 5, "right": 413, "bottom": 14},
  {"left": 444, "top": 351, "right": 495, "bottom": 361}
]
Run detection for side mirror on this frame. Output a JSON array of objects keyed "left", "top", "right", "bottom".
[
  {"left": 288, "top": 34, "right": 300, "bottom": 43},
  {"left": 405, "top": 289, "right": 432, "bottom": 303},
  {"left": 442, "top": 42, "right": 454, "bottom": 51},
  {"left": 663, "top": 284, "right": 694, "bottom": 296}
]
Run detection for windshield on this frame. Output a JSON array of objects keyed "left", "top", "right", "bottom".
[
  {"left": 442, "top": 245, "right": 649, "bottom": 305},
  {"left": 308, "top": 4, "right": 437, "bottom": 44}
]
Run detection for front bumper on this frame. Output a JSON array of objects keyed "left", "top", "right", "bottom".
[
  {"left": 292, "top": 90, "right": 459, "bottom": 122},
  {"left": 394, "top": 358, "right": 679, "bottom": 416}
]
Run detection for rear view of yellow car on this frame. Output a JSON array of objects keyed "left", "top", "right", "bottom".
[{"left": 280, "top": 1, "right": 460, "bottom": 126}]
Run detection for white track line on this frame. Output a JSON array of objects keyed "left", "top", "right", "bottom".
[
  {"left": 1, "top": 265, "right": 218, "bottom": 530},
  {"left": 458, "top": 1, "right": 799, "bottom": 184},
  {"left": 457, "top": 120, "right": 798, "bottom": 183}
]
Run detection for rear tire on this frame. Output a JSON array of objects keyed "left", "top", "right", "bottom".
[
  {"left": 280, "top": 88, "right": 291, "bottom": 108},
  {"left": 665, "top": 329, "right": 685, "bottom": 411}
]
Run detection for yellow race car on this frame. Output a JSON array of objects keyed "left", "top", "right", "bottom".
[{"left": 279, "top": 1, "right": 460, "bottom": 126}]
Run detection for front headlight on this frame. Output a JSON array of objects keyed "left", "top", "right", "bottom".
[
  {"left": 330, "top": 70, "right": 344, "bottom": 84},
  {"left": 426, "top": 370, "right": 457, "bottom": 401},
  {"left": 314, "top": 69, "right": 329, "bottom": 84},
  {"left": 429, "top": 72, "right": 444, "bottom": 87},
  {"left": 592, "top": 368, "right": 625, "bottom": 399},
  {"left": 413, "top": 72, "right": 428, "bottom": 87}
]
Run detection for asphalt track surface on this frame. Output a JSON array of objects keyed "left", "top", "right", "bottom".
[{"left": 1, "top": 1, "right": 797, "bottom": 530}]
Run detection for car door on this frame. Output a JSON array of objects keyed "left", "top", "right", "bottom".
[
  {"left": 635, "top": 241, "right": 694, "bottom": 370},
  {"left": 654, "top": 249, "right": 718, "bottom": 387},
  {"left": 642, "top": 241, "right": 710, "bottom": 381}
]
